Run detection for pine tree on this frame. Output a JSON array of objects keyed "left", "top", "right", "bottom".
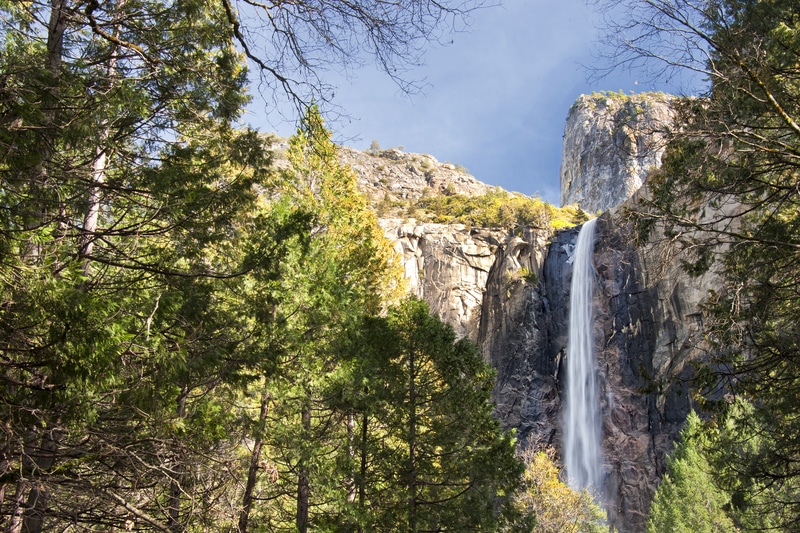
[
  {"left": 646, "top": 412, "right": 736, "bottom": 533},
  {"left": 233, "top": 107, "right": 402, "bottom": 532},
  {"left": 339, "top": 299, "right": 522, "bottom": 532}
]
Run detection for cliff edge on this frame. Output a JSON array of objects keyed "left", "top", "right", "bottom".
[{"left": 561, "top": 92, "right": 676, "bottom": 213}]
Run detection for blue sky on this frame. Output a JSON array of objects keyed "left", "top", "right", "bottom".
[{"left": 246, "top": 0, "right": 698, "bottom": 205}]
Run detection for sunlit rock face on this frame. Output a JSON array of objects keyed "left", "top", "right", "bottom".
[
  {"left": 340, "top": 146, "right": 492, "bottom": 202},
  {"left": 379, "top": 219, "right": 506, "bottom": 341},
  {"left": 560, "top": 93, "right": 676, "bottom": 213}
]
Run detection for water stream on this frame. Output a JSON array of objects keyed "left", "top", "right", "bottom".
[{"left": 563, "top": 217, "right": 602, "bottom": 492}]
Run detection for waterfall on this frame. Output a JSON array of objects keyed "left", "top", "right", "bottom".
[{"left": 563, "top": 217, "right": 602, "bottom": 492}]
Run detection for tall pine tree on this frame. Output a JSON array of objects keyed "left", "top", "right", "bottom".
[{"left": 339, "top": 299, "right": 522, "bottom": 532}]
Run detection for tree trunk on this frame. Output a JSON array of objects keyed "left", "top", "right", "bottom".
[
  {"left": 46, "top": 0, "right": 66, "bottom": 75},
  {"left": 11, "top": 428, "right": 61, "bottom": 533},
  {"left": 24, "top": 0, "right": 66, "bottom": 261},
  {"left": 81, "top": 0, "right": 123, "bottom": 277},
  {"left": 80, "top": 137, "right": 109, "bottom": 276},
  {"left": 8, "top": 479, "right": 26, "bottom": 533},
  {"left": 296, "top": 400, "right": 311, "bottom": 533},
  {"left": 168, "top": 388, "right": 188, "bottom": 533},
  {"left": 408, "top": 348, "right": 417, "bottom": 533},
  {"left": 238, "top": 390, "right": 270, "bottom": 533},
  {"left": 358, "top": 412, "right": 369, "bottom": 533},
  {"left": 343, "top": 412, "right": 357, "bottom": 533},
  {"left": 346, "top": 412, "right": 356, "bottom": 506}
]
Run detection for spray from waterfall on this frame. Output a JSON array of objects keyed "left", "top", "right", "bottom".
[{"left": 563, "top": 217, "right": 602, "bottom": 492}]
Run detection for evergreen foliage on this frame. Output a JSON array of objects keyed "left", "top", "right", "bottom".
[
  {"left": 705, "top": 400, "right": 798, "bottom": 531},
  {"left": 340, "top": 298, "right": 523, "bottom": 532},
  {"left": 646, "top": 412, "right": 736, "bottom": 533},
  {"left": 233, "top": 106, "right": 404, "bottom": 533}
]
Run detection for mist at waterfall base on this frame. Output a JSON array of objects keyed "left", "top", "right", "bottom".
[{"left": 563, "top": 218, "right": 604, "bottom": 494}]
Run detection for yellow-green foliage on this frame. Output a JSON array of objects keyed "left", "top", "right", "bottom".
[
  {"left": 587, "top": 90, "right": 668, "bottom": 101},
  {"left": 408, "top": 189, "right": 588, "bottom": 230},
  {"left": 505, "top": 448, "right": 608, "bottom": 533},
  {"left": 550, "top": 204, "right": 589, "bottom": 229}
]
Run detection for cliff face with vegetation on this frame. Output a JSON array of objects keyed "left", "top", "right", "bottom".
[
  {"left": 378, "top": 219, "right": 505, "bottom": 341},
  {"left": 341, "top": 92, "right": 705, "bottom": 533}
]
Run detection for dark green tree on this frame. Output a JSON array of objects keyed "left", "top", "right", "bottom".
[
  {"left": 0, "top": 1, "right": 292, "bottom": 522},
  {"left": 704, "top": 399, "right": 798, "bottom": 531},
  {"left": 339, "top": 299, "right": 522, "bottom": 532}
]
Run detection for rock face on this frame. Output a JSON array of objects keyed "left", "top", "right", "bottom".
[
  {"left": 478, "top": 225, "right": 582, "bottom": 456},
  {"left": 560, "top": 93, "right": 676, "bottom": 213},
  {"left": 272, "top": 139, "right": 492, "bottom": 203},
  {"left": 478, "top": 227, "right": 568, "bottom": 449},
  {"left": 590, "top": 211, "right": 714, "bottom": 531},
  {"left": 473, "top": 209, "right": 714, "bottom": 532},
  {"left": 379, "top": 219, "right": 505, "bottom": 341},
  {"left": 340, "top": 146, "right": 492, "bottom": 203}
]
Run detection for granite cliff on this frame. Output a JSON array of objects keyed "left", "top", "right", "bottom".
[
  {"left": 378, "top": 219, "right": 506, "bottom": 341},
  {"left": 339, "top": 146, "right": 491, "bottom": 202},
  {"left": 273, "top": 139, "right": 492, "bottom": 204},
  {"left": 467, "top": 205, "right": 712, "bottom": 532},
  {"left": 341, "top": 92, "right": 706, "bottom": 532},
  {"left": 560, "top": 92, "right": 676, "bottom": 213}
]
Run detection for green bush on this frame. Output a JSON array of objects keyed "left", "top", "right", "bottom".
[{"left": 519, "top": 267, "right": 538, "bottom": 284}]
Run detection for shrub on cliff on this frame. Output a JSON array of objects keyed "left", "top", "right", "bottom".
[{"left": 410, "top": 190, "right": 588, "bottom": 230}]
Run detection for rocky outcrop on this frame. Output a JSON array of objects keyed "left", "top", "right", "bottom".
[
  {"left": 590, "top": 212, "right": 707, "bottom": 531},
  {"left": 340, "top": 146, "right": 492, "bottom": 203},
  {"left": 271, "top": 139, "right": 492, "bottom": 205},
  {"left": 560, "top": 93, "right": 676, "bottom": 213},
  {"left": 380, "top": 219, "right": 506, "bottom": 341}
]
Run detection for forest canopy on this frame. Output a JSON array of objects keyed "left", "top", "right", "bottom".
[{"left": 0, "top": 1, "right": 525, "bottom": 531}]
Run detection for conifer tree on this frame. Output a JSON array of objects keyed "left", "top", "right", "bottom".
[
  {"left": 233, "top": 107, "right": 402, "bottom": 533},
  {"left": 340, "top": 299, "right": 522, "bottom": 532},
  {"left": 646, "top": 412, "right": 735, "bottom": 533}
]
